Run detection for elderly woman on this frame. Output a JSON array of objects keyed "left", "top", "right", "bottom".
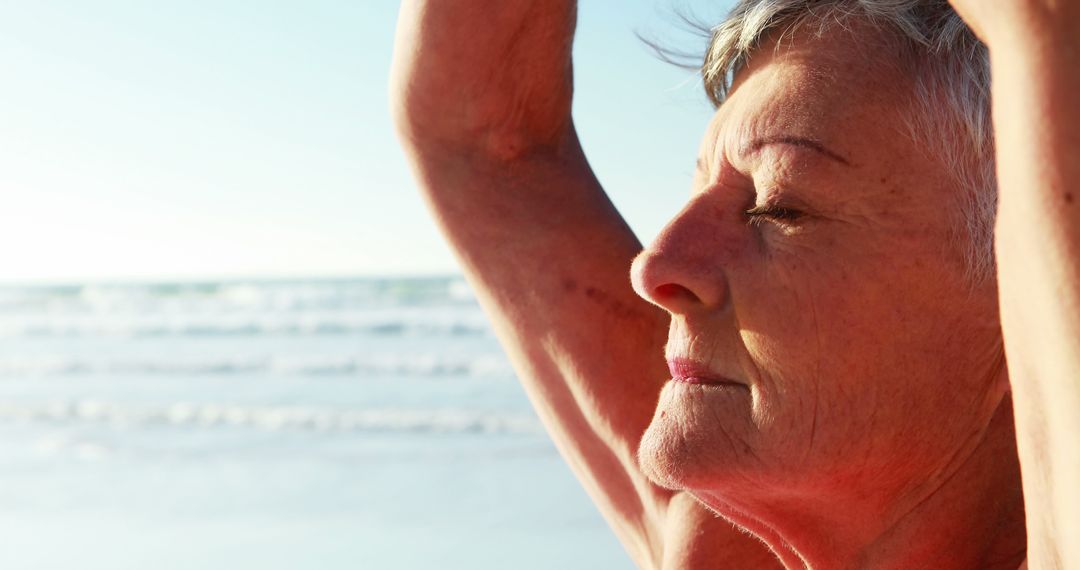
[{"left": 391, "top": 1, "right": 1079, "bottom": 568}]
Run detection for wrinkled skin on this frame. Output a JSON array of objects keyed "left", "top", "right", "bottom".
[{"left": 632, "top": 22, "right": 1020, "bottom": 567}]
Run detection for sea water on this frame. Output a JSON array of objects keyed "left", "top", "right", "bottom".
[{"left": 0, "top": 277, "right": 632, "bottom": 569}]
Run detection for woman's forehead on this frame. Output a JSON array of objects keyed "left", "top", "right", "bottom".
[
  {"left": 702, "top": 28, "right": 913, "bottom": 172},
  {"left": 693, "top": 27, "right": 961, "bottom": 226}
]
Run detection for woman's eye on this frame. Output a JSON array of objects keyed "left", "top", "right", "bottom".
[{"left": 744, "top": 205, "right": 805, "bottom": 226}]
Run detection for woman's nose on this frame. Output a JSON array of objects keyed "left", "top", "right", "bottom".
[{"left": 630, "top": 199, "right": 738, "bottom": 314}]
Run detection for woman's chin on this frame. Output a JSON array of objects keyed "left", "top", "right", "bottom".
[{"left": 637, "top": 380, "right": 759, "bottom": 491}]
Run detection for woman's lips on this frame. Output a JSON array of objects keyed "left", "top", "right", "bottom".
[
  {"left": 667, "top": 357, "right": 744, "bottom": 386},
  {"left": 673, "top": 376, "right": 739, "bottom": 385}
]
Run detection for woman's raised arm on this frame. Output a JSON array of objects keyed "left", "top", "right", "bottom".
[
  {"left": 948, "top": 2, "right": 1080, "bottom": 568},
  {"left": 389, "top": 2, "right": 777, "bottom": 567}
]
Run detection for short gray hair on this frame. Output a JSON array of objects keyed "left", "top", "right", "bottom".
[{"left": 703, "top": 0, "right": 995, "bottom": 283}]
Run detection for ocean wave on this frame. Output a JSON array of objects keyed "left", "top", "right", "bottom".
[
  {"left": 0, "top": 401, "right": 543, "bottom": 436},
  {"left": 0, "top": 277, "right": 477, "bottom": 314},
  {"left": 0, "top": 353, "right": 512, "bottom": 378},
  {"left": 0, "top": 316, "right": 491, "bottom": 339}
]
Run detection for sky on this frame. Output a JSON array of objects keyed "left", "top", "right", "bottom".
[{"left": 0, "top": 1, "right": 730, "bottom": 283}]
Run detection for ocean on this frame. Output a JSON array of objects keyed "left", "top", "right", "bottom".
[{"left": 0, "top": 277, "right": 632, "bottom": 569}]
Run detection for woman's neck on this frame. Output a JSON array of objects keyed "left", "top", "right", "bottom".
[{"left": 701, "top": 397, "right": 1026, "bottom": 570}]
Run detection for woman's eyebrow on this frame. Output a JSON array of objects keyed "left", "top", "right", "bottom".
[{"left": 742, "top": 136, "right": 852, "bottom": 166}]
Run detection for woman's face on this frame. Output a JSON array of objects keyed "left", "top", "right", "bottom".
[{"left": 632, "top": 26, "right": 1007, "bottom": 512}]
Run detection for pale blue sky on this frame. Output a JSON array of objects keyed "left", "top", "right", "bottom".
[{"left": 0, "top": 1, "right": 730, "bottom": 283}]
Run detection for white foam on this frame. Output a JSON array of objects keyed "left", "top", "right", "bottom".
[
  {"left": 0, "top": 400, "right": 543, "bottom": 435},
  {"left": 0, "top": 353, "right": 512, "bottom": 378},
  {"left": 0, "top": 313, "right": 491, "bottom": 339}
]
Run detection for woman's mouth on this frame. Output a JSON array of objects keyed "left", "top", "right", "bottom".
[{"left": 666, "top": 357, "right": 745, "bottom": 387}]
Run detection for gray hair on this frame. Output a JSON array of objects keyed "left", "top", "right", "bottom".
[{"left": 703, "top": 0, "right": 995, "bottom": 283}]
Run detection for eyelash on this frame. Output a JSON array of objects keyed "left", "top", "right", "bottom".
[{"left": 744, "top": 205, "right": 805, "bottom": 226}]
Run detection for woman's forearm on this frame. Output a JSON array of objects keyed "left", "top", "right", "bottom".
[{"left": 989, "top": 16, "right": 1080, "bottom": 570}]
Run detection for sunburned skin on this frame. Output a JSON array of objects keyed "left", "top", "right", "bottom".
[{"left": 633, "top": 21, "right": 1024, "bottom": 569}]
